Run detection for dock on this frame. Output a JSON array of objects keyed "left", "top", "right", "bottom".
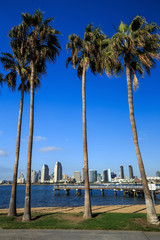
[{"left": 54, "top": 184, "right": 160, "bottom": 197}]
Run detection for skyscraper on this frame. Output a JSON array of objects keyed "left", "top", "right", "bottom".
[
  {"left": 37, "top": 170, "right": 41, "bottom": 183},
  {"left": 102, "top": 170, "right": 108, "bottom": 182},
  {"left": 19, "top": 172, "right": 24, "bottom": 178},
  {"left": 107, "top": 169, "right": 111, "bottom": 182},
  {"left": 41, "top": 164, "right": 49, "bottom": 183},
  {"left": 129, "top": 165, "right": 134, "bottom": 179},
  {"left": 89, "top": 170, "right": 97, "bottom": 182},
  {"left": 82, "top": 168, "right": 85, "bottom": 182},
  {"left": 54, "top": 161, "right": 62, "bottom": 182},
  {"left": 156, "top": 171, "right": 160, "bottom": 177},
  {"left": 120, "top": 166, "right": 125, "bottom": 179},
  {"left": 31, "top": 170, "right": 38, "bottom": 183},
  {"left": 111, "top": 172, "right": 117, "bottom": 179},
  {"left": 74, "top": 171, "right": 81, "bottom": 182},
  {"left": 102, "top": 169, "right": 111, "bottom": 182}
]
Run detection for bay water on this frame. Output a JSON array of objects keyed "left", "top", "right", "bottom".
[{"left": 0, "top": 185, "right": 160, "bottom": 209}]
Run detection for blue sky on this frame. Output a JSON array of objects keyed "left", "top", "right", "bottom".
[{"left": 0, "top": 0, "right": 160, "bottom": 180}]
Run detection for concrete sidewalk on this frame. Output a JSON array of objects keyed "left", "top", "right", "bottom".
[{"left": 0, "top": 229, "right": 160, "bottom": 240}]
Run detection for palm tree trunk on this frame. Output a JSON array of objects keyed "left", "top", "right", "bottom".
[
  {"left": 126, "top": 64, "right": 159, "bottom": 225},
  {"left": 23, "top": 62, "right": 35, "bottom": 221},
  {"left": 82, "top": 65, "right": 92, "bottom": 219},
  {"left": 8, "top": 82, "right": 25, "bottom": 217}
]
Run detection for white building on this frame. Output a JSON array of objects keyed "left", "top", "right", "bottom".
[
  {"left": 31, "top": 170, "right": 38, "bottom": 183},
  {"left": 54, "top": 161, "right": 62, "bottom": 182},
  {"left": 41, "top": 164, "right": 49, "bottom": 183},
  {"left": 17, "top": 177, "right": 25, "bottom": 184}
]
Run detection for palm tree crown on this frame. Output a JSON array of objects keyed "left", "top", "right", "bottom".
[
  {"left": 66, "top": 23, "right": 108, "bottom": 76},
  {"left": 110, "top": 16, "right": 160, "bottom": 87},
  {"left": 21, "top": 9, "right": 61, "bottom": 67}
]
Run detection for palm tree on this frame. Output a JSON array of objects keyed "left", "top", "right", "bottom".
[
  {"left": 21, "top": 10, "right": 61, "bottom": 221},
  {"left": 66, "top": 24, "right": 107, "bottom": 219},
  {"left": 0, "top": 24, "right": 34, "bottom": 217},
  {"left": 109, "top": 16, "right": 160, "bottom": 225}
]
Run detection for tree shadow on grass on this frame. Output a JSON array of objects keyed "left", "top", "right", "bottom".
[
  {"left": 92, "top": 213, "right": 101, "bottom": 218},
  {"left": 31, "top": 212, "right": 55, "bottom": 221}
]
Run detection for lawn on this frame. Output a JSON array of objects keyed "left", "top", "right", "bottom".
[{"left": 0, "top": 212, "right": 160, "bottom": 231}]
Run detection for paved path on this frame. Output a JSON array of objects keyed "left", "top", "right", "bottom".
[{"left": 0, "top": 229, "right": 160, "bottom": 240}]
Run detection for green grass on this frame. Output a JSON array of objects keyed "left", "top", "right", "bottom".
[{"left": 0, "top": 212, "right": 160, "bottom": 231}]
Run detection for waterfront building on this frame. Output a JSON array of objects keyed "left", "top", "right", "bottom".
[
  {"left": 129, "top": 165, "right": 134, "bottom": 179},
  {"left": 107, "top": 169, "right": 111, "bottom": 182},
  {"left": 41, "top": 164, "right": 49, "bottom": 183},
  {"left": 102, "top": 169, "right": 111, "bottom": 182},
  {"left": 97, "top": 173, "right": 101, "bottom": 182},
  {"left": 50, "top": 173, "right": 54, "bottom": 181},
  {"left": 156, "top": 171, "right": 160, "bottom": 177},
  {"left": 89, "top": 170, "right": 97, "bottom": 182},
  {"left": 19, "top": 172, "right": 24, "bottom": 179},
  {"left": 111, "top": 172, "right": 117, "bottom": 179},
  {"left": 54, "top": 161, "right": 62, "bottom": 182},
  {"left": 31, "top": 170, "right": 38, "bottom": 183},
  {"left": 17, "top": 176, "right": 25, "bottom": 184},
  {"left": 37, "top": 170, "right": 41, "bottom": 183},
  {"left": 18, "top": 172, "right": 25, "bottom": 183},
  {"left": 74, "top": 171, "right": 81, "bottom": 182},
  {"left": 102, "top": 170, "right": 108, "bottom": 182},
  {"left": 63, "top": 174, "right": 68, "bottom": 180},
  {"left": 120, "top": 166, "right": 125, "bottom": 179},
  {"left": 82, "top": 168, "right": 85, "bottom": 182}
]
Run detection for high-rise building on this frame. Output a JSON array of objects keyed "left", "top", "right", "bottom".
[
  {"left": 31, "top": 170, "right": 38, "bottom": 183},
  {"left": 97, "top": 173, "right": 101, "bottom": 182},
  {"left": 63, "top": 174, "right": 68, "bottom": 180},
  {"left": 111, "top": 172, "right": 117, "bottom": 179},
  {"left": 129, "top": 165, "right": 134, "bottom": 179},
  {"left": 107, "top": 169, "right": 111, "bottom": 182},
  {"left": 37, "top": 170, "right": 41, "bottom": 182},
  {"left": 41, "top": 164, "right": 49, "bottom": 183},
  {"left": 54, "top": 161, "right": 62, "bottom": 182},
  {"left": 102, "top": 169, "right": 111, "bottom": 182},
  {"left": 156, "top": 171, "right": 160, "bottom": 177},
  {"left": 18, "top": 172, "right": 25, "bottom": 183},
  {"left": 74, "top": 171, "right": 81, "bottom": 182},
  {"left": 120, "top": 166, "right": 125, "bottom": 179},
  {"left": 89, "top": 170, "right": 97, "bottom": 182},
  {"left": 82, "top": 168, "right": 85, "bottom": 182},
  {"left": 102, "top": 170, "right": 108, "bottom": 182},
  {"left": 19, "top": 172, "right": 24, "bottom": 178}
]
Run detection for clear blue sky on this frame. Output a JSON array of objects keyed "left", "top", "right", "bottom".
[{"left": 0, "top": 0, "right": 160, "bottom": 180}]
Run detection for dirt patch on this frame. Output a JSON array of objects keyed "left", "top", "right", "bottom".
[
  {"left": 134, "top": 218, "right": 148, "bottom": 228},
  {"left": 60, "top": 214, "right": 84, "bottom": 223},
  {"left": 134, "top": 218, "right": 160, "bottom": 229}
]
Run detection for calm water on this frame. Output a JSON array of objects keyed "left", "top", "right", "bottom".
[{"left": 0, "top": 185, "right": 160, "bottom": 209}]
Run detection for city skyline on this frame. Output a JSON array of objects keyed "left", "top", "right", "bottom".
[
  {"left": 0, "top": 0, "right": 160, "bottom": 180},
  {"left": 16, "top": 163, "right": 141, "bottom": 182}
]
